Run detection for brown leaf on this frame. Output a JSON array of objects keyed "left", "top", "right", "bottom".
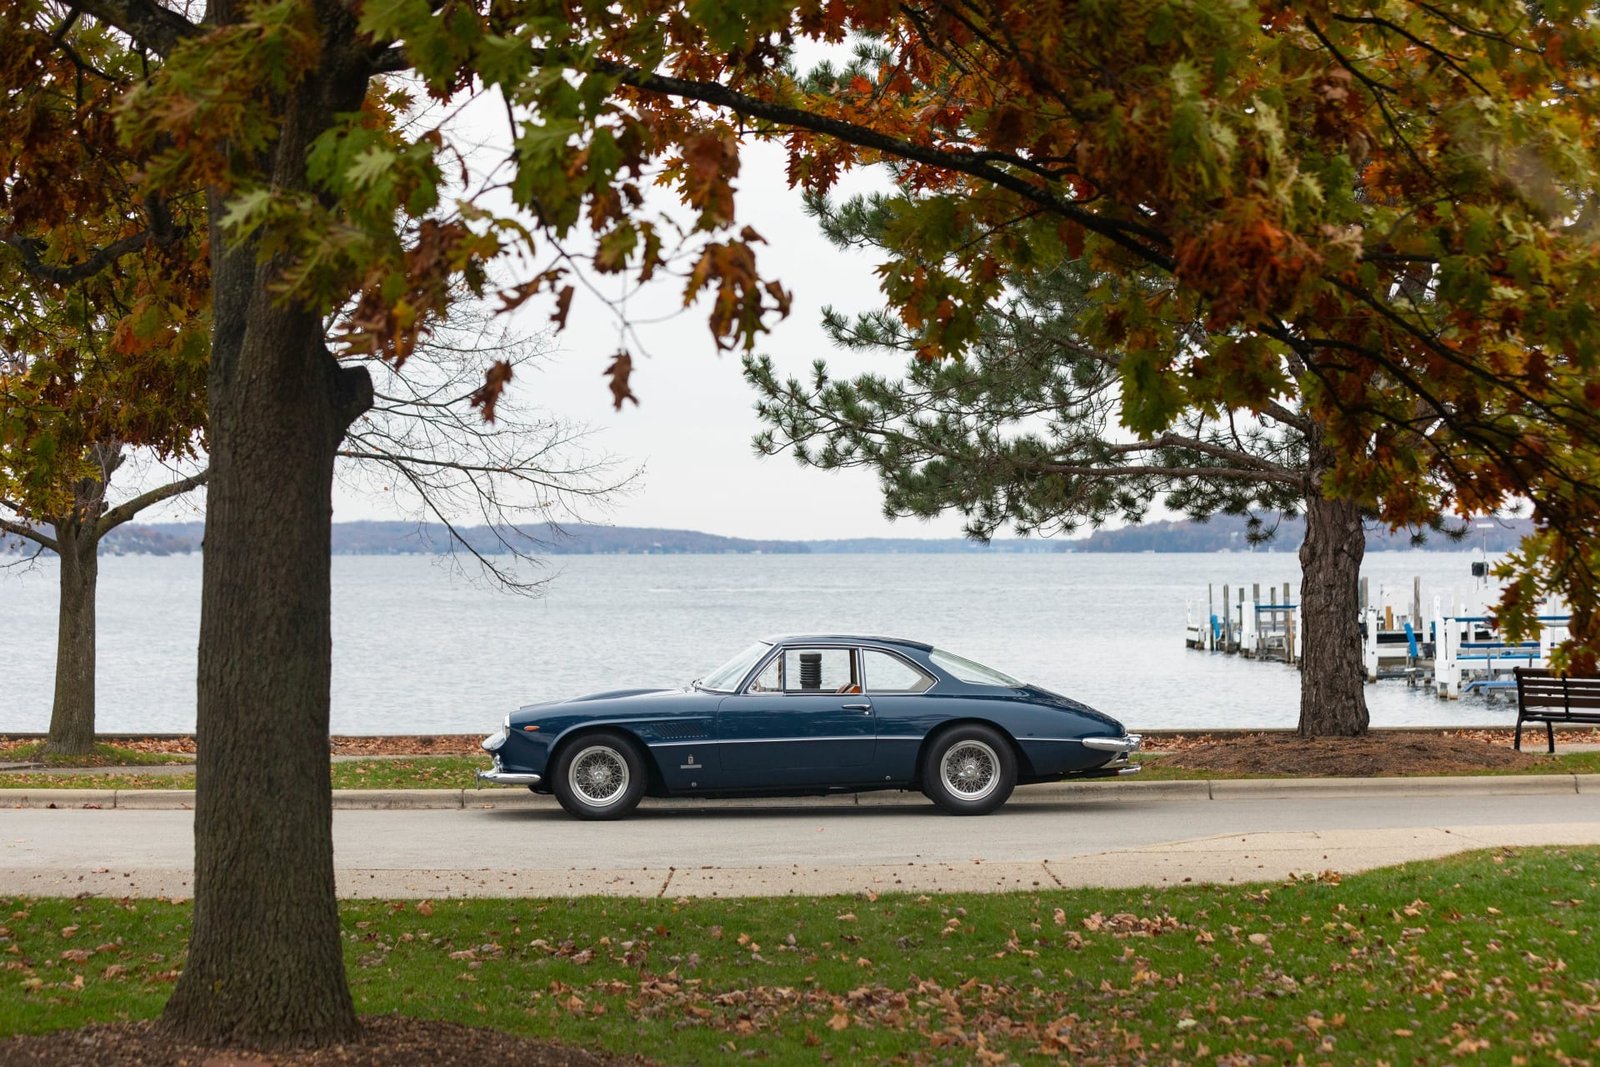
[
  {"left": 470, "top": 359, "right": 514, "bottom": 422},
  {"left": 603, "top": 351, "right": 638, "bottom": 410},
  {"left": 550, "top": 285, "right": 575, "bottom": 329}
]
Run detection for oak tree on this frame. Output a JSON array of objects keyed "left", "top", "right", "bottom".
[{"left": 0, "top": 3, "right": 210, "bottom": 756}]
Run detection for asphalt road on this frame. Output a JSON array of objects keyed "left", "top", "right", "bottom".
[{"left": 4, "top": 784, "right": 1599, "bottom": 898}]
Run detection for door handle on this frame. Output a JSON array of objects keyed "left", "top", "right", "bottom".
[{"left": 841, "top": 702, "right": 871, "bottom": 711}]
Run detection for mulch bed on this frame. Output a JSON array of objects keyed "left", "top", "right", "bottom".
[
  {"left": 1152, "top": 731, "right": 1571, "bottom": 776},
  {"left": 0, "top": 1015, "right": 653, "bottom": 1067}
]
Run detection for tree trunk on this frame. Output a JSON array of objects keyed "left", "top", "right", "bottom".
[
  {"left": 161, "top": 14, "right": 373, "bottom": 1046},
  {"left": 41, "top": 521, "right": 99, "bottom": 757},
  {"left": 1297, "top": 435, "right": 1369, "bottom": 737}
]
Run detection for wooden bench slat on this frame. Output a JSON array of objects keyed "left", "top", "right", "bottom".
[
  {"left": 1513, "top": 668, "right": 1600, "bottom": 752},
  {"left": 1516, "top": 694, "right": 1600, "bottom": 710}
]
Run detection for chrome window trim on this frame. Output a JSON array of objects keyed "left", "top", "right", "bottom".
[
  {"left": 699, "top": 640, "right": 776, "bottom": 693},
  {"left": 736, "top": 643, "right": 865, "bottom": 696},
  {"left": 859, "top": 647, "right": 938, "bottom": 695}
]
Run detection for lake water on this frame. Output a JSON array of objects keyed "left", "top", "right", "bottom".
[{"left": 0, "top": 551, "right": 1515, "bottom": 735}]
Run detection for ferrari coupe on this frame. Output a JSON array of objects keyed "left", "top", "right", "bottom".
[{"left": 478, "top": 634, "right": 1141, "bottom": 819}]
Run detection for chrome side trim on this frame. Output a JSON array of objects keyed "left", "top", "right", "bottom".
[
  {"left": 1081, "top": 734, "right": 1142, "bottom": 753},
  {"left": 1022, "top": 736, "right": 1107, "bottom": 744},
  {"left": 1117, "top": 765, "right": 1143, "bottom": 776},
  {"left": 648, "top": 735, "right": 876, "bottom": 748},
  {"left": 476, "top": 770, "right": 541, "bottom": 787}
]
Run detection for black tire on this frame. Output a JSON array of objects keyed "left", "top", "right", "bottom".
[
  {"left": 550, "top": 731, "right": 647, "bottom": 820},
  {"left": 920, "top": 724, "right": 1016, "bottom": 815}
]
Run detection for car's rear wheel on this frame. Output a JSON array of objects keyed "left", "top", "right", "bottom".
[
  {"left": 551, "top": 731, "right": 647, "bottom": 820},
  {"left": 921, "top": 725, "right": 1016, "bottom": 815}
]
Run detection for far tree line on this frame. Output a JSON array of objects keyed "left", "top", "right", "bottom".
[{"left": 1, "top": 514, "right": 1540, "bottom": 559}]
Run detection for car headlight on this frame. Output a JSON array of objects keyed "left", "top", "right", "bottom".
[{"left": 482, "top": 729, "right": 507, "bottom": 752}]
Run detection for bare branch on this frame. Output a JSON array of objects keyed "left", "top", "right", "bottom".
[
  {"left": 0, "top": 515, "right": 60, "bottom": 553},
  {"left": 95, "top": 467, "right": 209, "bottom": 535},
  {"left": 59, "top": 0, "right": 199, "bottom": 57},
  {"left": 1, "top": 230, "right": 157, "bottom": 287}
]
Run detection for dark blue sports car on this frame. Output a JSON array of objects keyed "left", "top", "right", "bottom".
[{"left": 478, "top": 634, "right": 1141, "bottom": 819}]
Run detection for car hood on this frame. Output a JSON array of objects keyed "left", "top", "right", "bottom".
[
  {"left": 512, "top": 687, "right": 715, "bottom": 725},
  {"left": 516, "top": 687, "right": 676, "bottom": 712}
]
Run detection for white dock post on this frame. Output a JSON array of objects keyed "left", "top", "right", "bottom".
[
  {"left": 1242, "top": 593, "right": 1259, "bottom": 656},
  {"left": 1435, "top": 606, "right": 1461, "bottom": 699},
  {"left": 1440, "top": 598, "right": 1452, "bottom": 697},
  {"left": 1364, "top": 607, "right": 1381, "bottom": 681},
  {"left": 1286, "top": 604, "right": 1299, "bottom": 671},
  {"left": 1207, "top": 583, "right": 1216, "bottom": 651},
  {"left": 1283, "top": 582, "right": 1294, "bottom": 664},
  {"left": 1222, "top": 585, "right": 1235, "bottom": 652}
]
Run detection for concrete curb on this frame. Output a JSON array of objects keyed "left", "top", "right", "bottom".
[
  {"left": 4, "top": 774, "right": 1597, "bottom": 810},
  {"left": 1208, "top": 774, "right": 1583, "bottom": 799}
]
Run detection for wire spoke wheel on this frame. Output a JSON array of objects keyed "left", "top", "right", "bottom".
[
  {"left": 939, "top": 740, "right": 999, "bottom": 801},
  {"left": 552, "top": 732, "right": 647, "bottom": 819},
  {"left": 922, "top": 725, "right": 1016, "bottom": 815},
  {"left": 569, "top": 745, "right": 630, "bottom": 804}
]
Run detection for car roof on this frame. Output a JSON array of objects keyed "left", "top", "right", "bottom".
[{"left": 762, "top": 633, "right": 935, "bottom": 652}]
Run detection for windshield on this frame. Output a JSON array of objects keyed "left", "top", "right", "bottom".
[
  {"left": 928, "top": 648, "right": 1023, "bottom": 687},
  {"left": 698, "top": 641, "right": 772, "bottom": 692}
]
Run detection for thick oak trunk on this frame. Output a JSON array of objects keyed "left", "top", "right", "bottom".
[
  {"left": 1297, "top": 438, "right": 1369, "bottom": 737},
  {"left": 161, "top": 16, "right": 373, "bottom": 1046},
  {"left": 41, "top": 522, "right": 99, "bottom": 757}
]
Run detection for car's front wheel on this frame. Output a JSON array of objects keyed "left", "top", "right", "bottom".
[
  {"left": 551, "top": 731, "right": 647, "bottom": 820},
  {"left": 921, "top": 725, "right": 1016, "bottom": 815}
]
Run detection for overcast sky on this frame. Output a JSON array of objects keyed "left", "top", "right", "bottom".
[{"left": 342, "top": 138, "right": 983, "bottom": 542}]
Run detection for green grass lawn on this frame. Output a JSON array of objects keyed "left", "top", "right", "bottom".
[
  {"left": 0, "top": 743, "right": 193, "bottom": 769},
  {"left": 0, "top": 755, "right": 488, "bottom": 791},
  {"left": 1, "top": 847, "right": 1596, "bottom": 1063}
]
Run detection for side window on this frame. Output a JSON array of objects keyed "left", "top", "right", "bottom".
[
  {"left": 863, "top": 650, "right": 934, "bottom": 693},
  {"left": 747, "top": 655, "right": 782, "bottom": 692},
  {"left": 782, "top": 648, "right": 856, "bottom": 692}
]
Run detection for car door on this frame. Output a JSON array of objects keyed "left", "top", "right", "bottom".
[
  {"left": 856, "top": 647, "right": 941, "bottom": 781},
  {"left": 715, "top": 645, "right": 877, "bottom": 788}
]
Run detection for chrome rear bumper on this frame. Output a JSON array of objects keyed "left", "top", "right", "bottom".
[{"left": 1082, "top": 733, "right": 1142, "bottom": 753}]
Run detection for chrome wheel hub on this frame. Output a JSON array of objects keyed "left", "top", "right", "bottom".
[
  {"left": 570, "top": 746, "right": 629, "bottom": 804},
  {"left": 940, "top": 740, "right": 998, "bottom": 800}
]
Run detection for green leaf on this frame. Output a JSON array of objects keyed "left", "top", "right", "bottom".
[{"left": 218, "top": 188, "right": 274, "bottom": 238}]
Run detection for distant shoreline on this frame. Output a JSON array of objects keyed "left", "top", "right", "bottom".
[{"left": 3, "top": 515, "right": 1533, "bottom": 557}]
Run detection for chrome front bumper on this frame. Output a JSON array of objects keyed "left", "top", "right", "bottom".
[{"left": 476, "top": 769, "right": 541, "bottom": 787}]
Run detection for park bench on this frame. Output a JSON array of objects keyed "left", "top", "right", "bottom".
[{"left": 1513, "top": 668, "right": 1600, "bottom": 752}]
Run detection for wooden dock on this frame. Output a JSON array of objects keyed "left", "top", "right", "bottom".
[{"left": 1187, "top": 577, "right": 1569, "bottom": 700}]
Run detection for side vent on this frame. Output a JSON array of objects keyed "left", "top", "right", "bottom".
[{"left": 652, "top": 720, "right": 710, "bottom": 741}]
